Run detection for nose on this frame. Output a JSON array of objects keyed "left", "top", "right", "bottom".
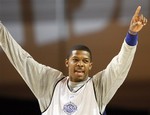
[{"left": 77, "top": 61, "right": 84, "bottom": 66}]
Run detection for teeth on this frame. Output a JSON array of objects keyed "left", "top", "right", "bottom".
[
  {"left": 75, "top": 69, "right": 84, "bottom": 73},
  {"left": 76, "top": 70, "right": 82, "bottom": 71}
]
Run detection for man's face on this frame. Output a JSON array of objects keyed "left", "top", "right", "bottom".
[{"left": 65, "top": 50, "right": 92, "bottom": 82}]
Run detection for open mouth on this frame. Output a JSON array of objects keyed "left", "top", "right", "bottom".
[{"left": 74, "top": 70, "right": 85, "bottom": 76}]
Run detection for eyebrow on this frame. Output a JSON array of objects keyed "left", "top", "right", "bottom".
[{"left": 72, "top": 56, "right": 90, "bottom": 60}]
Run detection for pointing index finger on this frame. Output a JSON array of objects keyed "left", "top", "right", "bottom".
[{"left": 134, "top": 6, "right": 141, "bottom": 17}]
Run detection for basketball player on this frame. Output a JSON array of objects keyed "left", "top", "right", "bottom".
[{"left": 0, "top": 6, "right": 147, "bottom": 115}]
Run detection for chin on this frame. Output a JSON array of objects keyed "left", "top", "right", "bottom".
[{"left": 76, "top": 76, "right": 87, "bottom": 82}]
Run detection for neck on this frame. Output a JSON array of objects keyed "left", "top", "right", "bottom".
[{"left": 68, "top": 77, "right": 90, "bottom": 92}]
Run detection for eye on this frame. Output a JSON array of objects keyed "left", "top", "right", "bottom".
[
  {"left": 83, "top": 59, "right": 90, "bottom": 63},
  {"left": 72, "top": 58, "right": 79, "bottom": 62}
]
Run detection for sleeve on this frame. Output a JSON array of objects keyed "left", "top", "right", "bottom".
[
  {"left": 92, "top": 33, "right": 137, "bottom": 112},
  {"left": 0, "top": 22, "right": 63, "bottom": 102}
]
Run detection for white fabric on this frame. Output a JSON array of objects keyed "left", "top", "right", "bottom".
[{"left": 43, "top": 77, "right": 99, "bottom": 115}]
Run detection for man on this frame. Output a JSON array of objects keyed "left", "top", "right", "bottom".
[{"left": 0, "top": 6, "right": 147, "bottom": 115}]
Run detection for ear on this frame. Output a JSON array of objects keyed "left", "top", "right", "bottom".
[
  {"left": 65, "top": 59, "right": 69, "bottom": 67},
  {"left": 89, "top": 62, "right": 93, "bottom": 70}
]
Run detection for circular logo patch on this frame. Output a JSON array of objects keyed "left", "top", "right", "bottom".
[{"left": 63, "top": 102, "right": 77, "bottom": 114}]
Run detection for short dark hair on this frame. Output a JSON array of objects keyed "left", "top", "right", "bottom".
[{"left": 67, "top": 44, "right": 92, "bottom": 61}]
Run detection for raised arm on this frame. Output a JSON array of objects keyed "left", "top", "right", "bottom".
[
  {"left": 102, "top": 6, "right": 148, "bottom": 103},
  {"left": 92, "top": 6, "right": 148, "bottom": 113},
  {"left": 0, "top": 22, "right": 63, "bottom": 99}
]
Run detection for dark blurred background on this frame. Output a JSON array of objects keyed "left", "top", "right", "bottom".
[{"left": 0, "top": 0, "right": 150, "bottom": 114}]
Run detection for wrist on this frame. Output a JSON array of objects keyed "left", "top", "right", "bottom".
[{"left": 128, "top": 30, "right": 137, "bottom": 35}]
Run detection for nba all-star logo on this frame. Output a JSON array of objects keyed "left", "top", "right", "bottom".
[{"left": 63, "top": 102, "right": 77, "bottom": 114}]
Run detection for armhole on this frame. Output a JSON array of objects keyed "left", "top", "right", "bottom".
[
  {"left": 41, "top": 77, "right": 66, "bottom": 114},
  {"left": 92, "top": 79, "right": 104, "bottom": 115}
]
